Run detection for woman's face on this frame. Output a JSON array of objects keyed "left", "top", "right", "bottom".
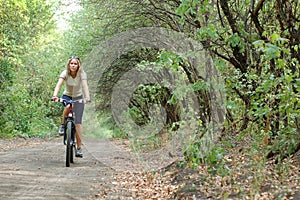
[{"left": 69, "top": 58, "right": 79, "bottom": 73}]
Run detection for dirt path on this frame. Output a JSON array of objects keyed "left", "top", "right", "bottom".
[
  {"left": 2, "top": 137, "right": 298, "bottom": 200},
  {"left": 0, "top": 136, "right": 180, "bottom": 200},
  {"left": 0, "top": 137, "right": 115, "bottom": 200}
]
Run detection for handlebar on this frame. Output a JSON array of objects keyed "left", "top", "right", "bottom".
[{"left": 51, "top": 97, "right": 89, "bottom": 104}]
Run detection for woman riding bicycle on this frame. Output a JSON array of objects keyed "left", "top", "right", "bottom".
[{"left": 52, "top": 56, "right": 90, "bottom": 157}]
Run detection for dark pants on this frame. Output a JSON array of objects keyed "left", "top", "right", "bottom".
[{"left": 61, "top": 95, "right": 84, "bottom": 124}]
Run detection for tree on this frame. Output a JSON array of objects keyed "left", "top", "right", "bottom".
[
  {"left": 0, "top": 0, "right": 59, "bottom": 138},
  {"left": 63, "top": 0, "right": 300, "bottom": 160}
]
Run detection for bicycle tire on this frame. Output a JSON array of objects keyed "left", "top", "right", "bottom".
[
  {"left": 70, "top": 144, "right": 74, "bottom": 163},
  {"left": 70, "top": 123, "right": 76, "bottom": 163},
  {"left": 66, "top": 121, "right": 72, "bottom": 167}
]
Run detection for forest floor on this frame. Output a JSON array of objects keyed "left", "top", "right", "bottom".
[{"left": 0, "top": 136, "right": 299, "bottom": 200}]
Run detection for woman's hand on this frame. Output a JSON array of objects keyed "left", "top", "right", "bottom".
[
  {"left": 84, "top": 98, "right": 91, "bottom": 104},
  {"left": 52, "top": 96, "right": 59, "bottom": 102}
]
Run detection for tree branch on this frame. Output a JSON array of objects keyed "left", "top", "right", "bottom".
[
  {"left": 219, "top": 0, "right": 248, "bottom": 73},
  {"left": 250, "top": 0, "right": 267, "bottom": 40}
]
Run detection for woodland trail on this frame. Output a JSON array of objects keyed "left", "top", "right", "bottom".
[
  {"left": 0, "top": 136, "right": 178, "bottom": 200},
  {"left": 0, "top": 137, "right": 118, "bottom": 200},
  {"left": 1, "top": 137, "right": 299, "bottom": 200}
]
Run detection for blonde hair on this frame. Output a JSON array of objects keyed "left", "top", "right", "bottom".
[{"left": 66, "top": 56, "right": 83, "bottom": 76}]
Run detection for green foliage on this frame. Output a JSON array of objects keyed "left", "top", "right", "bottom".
[
  {"left": 184, "top": 134, "right": 230, "bottom": 176},
  {"left": 157, "top": 51, "right": 186, "bottom": 71},
  {"left": 129, "top": 84, "right": 167, "bottom": 125},
  {"left": 0, "top": 49, "right": 62, "bottom": 138},
  {"left": 0, "top": 76, "right": 55, "bottom": 138},
  {"left": 176, "top": 0, "right": 200, "bottom": 22},
  {"left": 197, "top": 24, "right": 219, "bottom": 41},
  {"left": 0, "top": 59, "right": 15, "bottom": 138},
  {"left": 0, "top": 0, "right": 66, "bottom": 139},
  {"left": 0, "top": 59, "right": 14, "bottom": 89},
  {"left": 176, "top": 0, "right": 300, "bottom": 169},
  {"left": 0, "top": 0, "right": 55, "bottom": 57}
]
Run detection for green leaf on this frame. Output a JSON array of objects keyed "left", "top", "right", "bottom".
[
  {"left": 270, "top": 32, "right": 280, "bottom": 43},
  {"left": 227, "top": 33, "right": 241, "bottom": 47},
  {"left": 253, "top": 40, "right": 264, "bottom": 47},
  {"left": 265, "top": 43, "right": 280, "bottom": 59}
]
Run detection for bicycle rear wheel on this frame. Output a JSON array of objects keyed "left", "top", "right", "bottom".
[{"left": 66, "top": 121, "right": 73, "bottom": 167}]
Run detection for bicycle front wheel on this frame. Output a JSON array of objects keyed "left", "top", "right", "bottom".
[{"left": 66, "top": 121, "right": 73, "bottom": 167}]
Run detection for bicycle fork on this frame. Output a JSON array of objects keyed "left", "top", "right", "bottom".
[{"left": 64, "top": 120, "right": 76, "bottom": 145}]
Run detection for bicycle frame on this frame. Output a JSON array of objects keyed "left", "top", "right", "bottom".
[{"left": 53, "top": 98, "right": 83, "bottom": 167}]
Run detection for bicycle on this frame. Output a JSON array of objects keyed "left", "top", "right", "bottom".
[{"left": 52, "top": 98, "right": 83, "bottom": 167}]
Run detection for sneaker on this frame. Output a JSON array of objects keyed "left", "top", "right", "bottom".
[
  {"left": 76, "top": 147, "right": 83, "bottom": 158},
  {"left": 58, "top": 124, "right": 64, "bottom": 136}
]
